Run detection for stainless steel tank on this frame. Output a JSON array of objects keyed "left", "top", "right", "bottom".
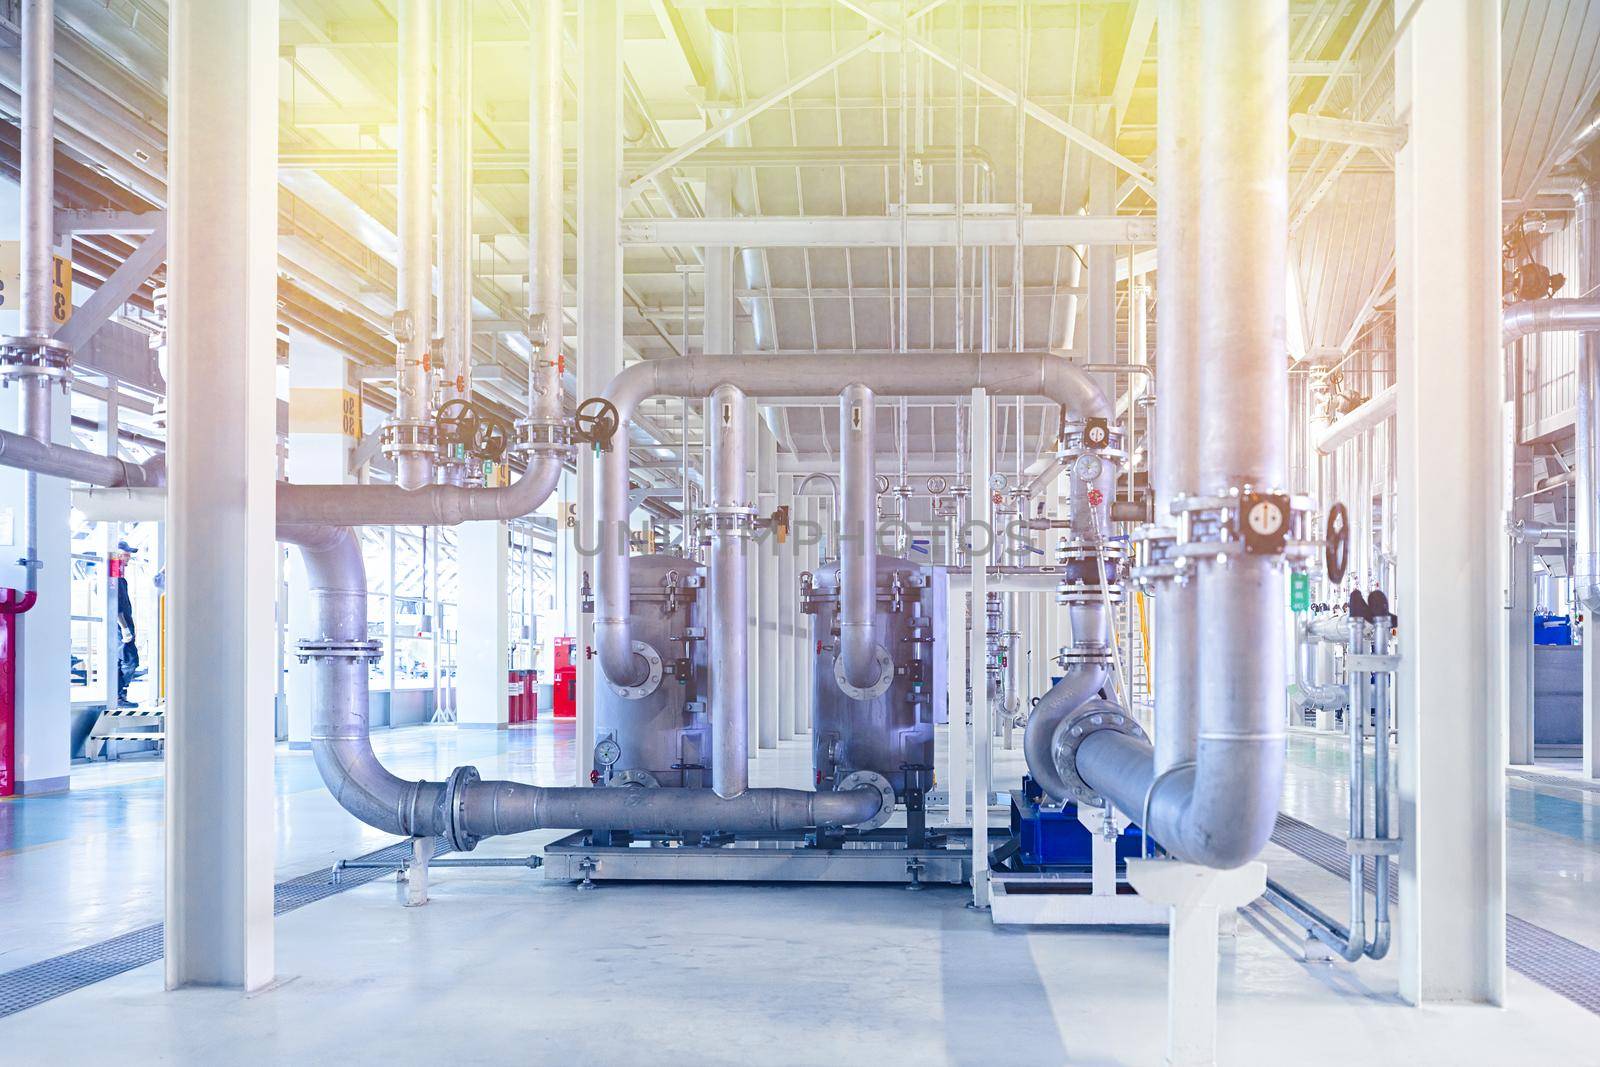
[
  {"left": 595, "top": 553, "right": 712, "bottom": 787},
  {"left": 803, "top": 554, "right": 945, "bottom": 798}
]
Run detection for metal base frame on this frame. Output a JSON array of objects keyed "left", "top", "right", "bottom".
[{"left": 541, "top": 826, "right": 973, "bottom": 886}]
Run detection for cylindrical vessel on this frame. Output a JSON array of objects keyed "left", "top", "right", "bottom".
[
  {"left": 708, "top": 383, "right": 750, "bottom": 797},
  {"left": 805, "top": 555, "right": 943, "bottom": 798},
  {"left": 395, "top": 0, "right": 435, "bottom": 489},
  {"left": 594, "top": 553, "right": 711, "bottom": 788}
]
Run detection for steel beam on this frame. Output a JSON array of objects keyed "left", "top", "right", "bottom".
[
  {"left": 51, "top": 229, "right": 168, "bottom": 352},
  {"left": 620, "top": 214, "right": 1153, "bottom": 248}
]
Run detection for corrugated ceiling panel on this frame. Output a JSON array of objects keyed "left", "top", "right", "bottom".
[
  {"left": 1293, "top": 171, "right": 1394, "bottom": 354},
  {"left": 1502, "top": 0, "right": 1600, "bottom": 204}
]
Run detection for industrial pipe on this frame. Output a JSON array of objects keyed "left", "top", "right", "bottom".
[
  {"left": 708, "top": 384, "right": 750, "bottom": 798},
  {"left": 1151, "top": 0, "right": 1203, "bottom": 776},
  {"left": 0, "top": 429, "right": 165, "bottom": 488},
  {"left": 1501, "top": 297, "right": 1600, "bottom": 345},
  {"left": 1313, "top": 384, "right": 1396, "bottom": 455},
  {"left": 437, "top": 0, "right": 472, "bottom": 425},
  {"left": 393, "top": 0, "right": 436, "bottom": 490},
  {"left": 838, "top": 383, "right": 879, "bottom": 689},
  {"left": 591, "top": 351, "right": 1111, "bottom": 689},
  {"left": 527, "top": 0, "right": 565, "bottom": 429},
  {"left": 283, "top": 524, "right": 882, "bottom": 842},
  {"left": 1074, "top": 0, "right": 1289, "bottom": 869},
  {"left": 1568, "top": 177, "right": 1600, "bottom": 610}
]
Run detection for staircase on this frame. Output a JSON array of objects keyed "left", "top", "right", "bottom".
[{"left": 85, "top": 705, "right": 165, "bottom": 759}]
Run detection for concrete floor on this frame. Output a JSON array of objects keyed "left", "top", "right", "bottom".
[{"left": 1, "top": 721, "right": 1598, "bottom": 1064}]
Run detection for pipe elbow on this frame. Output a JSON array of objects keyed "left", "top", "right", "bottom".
[
  {"left": 596, "top": 623, "right": 651, "bottom": 687},
  {"left": 838, "top": 625, "right": 880, "bottom": 689}
]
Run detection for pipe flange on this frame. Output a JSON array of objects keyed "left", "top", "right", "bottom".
[
  {"left": 833, "top": 643, "right": 895, "bottom": 700},
  {"left": 381, "top": 417, "right": 438, "bottom": 457},
  {"left": 295, "top": 637, "right": 382, "bottom": 663},
  {"left": 1172, "top": 486, "right": 1319, "bottom": 563},
  {"left": 606, "top": 640, "right": 664, "bottom": 700},
  {"left": 836, "top": 770, "right": 896, "bottom": 831},
  {"left": 1056, "top": 645, "right": 1114, "bottom": 670},
  {"left": 608, "top": 769, "right": 661, "bottom": 788},
  {"left": 704, "top": 505, "right": 756, "bottom": 535},
  {"left": 1056, "top": 581, "right": 1125, "bottom": 606},
  {"left": 509, "top": 416, "right": 573, "bottom": 457},
  {"left": 1056, "top": 539, "right": 1124, "bottom": 565},
  {"left": 0, "top": 335, "right": 73, "bottom": 385},
  {"left": 443, "top": 765, "right": 482, "bottom": 852},
  {"left": 1049, "top": 699, "right": 1149, "bottom": 807}
]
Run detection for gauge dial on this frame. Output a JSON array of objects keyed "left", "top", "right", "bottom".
[
  {"left": 926, "top": 475, "right": 949, "bottom": 495},
  {"left": 989, "top": 473, "right": 1008, "bottom": 492},
  {"left": 595, "top": 737, "right": 622, "bottom": 768},
  {"left": 1072, "top": 453, "right": 1104, "bottom": 483}
]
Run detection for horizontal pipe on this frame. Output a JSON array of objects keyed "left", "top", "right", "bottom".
[
  {"left": 1502, "top": 297, "right": 1600, "bottom": 344},
  {"left": 595, "top": 351, "right": 1110, "bottom": 688},
  {"left": 285, "top": 524, "right": 883, "bottom": 850},
  {"left": 1314, "top": 383, "right": 1396, "bottom": 454},
  {"left": 0, "top": 429, "right": 165, "bottom": 487},
  {"left": 277, "top": 453, "right": 564, "bottom": 526}
]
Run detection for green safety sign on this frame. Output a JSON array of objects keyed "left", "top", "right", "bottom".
[{"left": 1290, "top": 572, "right": 1310, "bottom": 613}]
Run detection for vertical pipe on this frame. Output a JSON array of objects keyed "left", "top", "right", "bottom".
[
  {"left": 17, "top": 0, "right": 56, "bottom": 448},
  {"left": 395, "top": 0, "right": 436, "bottom": 490},
  {"left": 710, "top": 384, "right": 750, "bottom": 798},
  {"left": 530, "top": 0, "right": 565, "bottom": 424},
  {"left": 438, "top": 0, "right": 472, "bottom": 415},
  {"left": 1152, "top": 0, "right": 1203, "bottom": 775},
  {"left": 1576, "top": 177, "right": 1600, "bottom": 611},
  {"left": 1346, "top": 616, "right": 1368, "bottom": 946},
  {"left": 839, "top": 384, "right": 880, "bottom": 688}
]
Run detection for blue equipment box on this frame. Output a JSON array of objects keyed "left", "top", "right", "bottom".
[{"left": 1011, "top": 777, "right": 1146, "bottom": 868}]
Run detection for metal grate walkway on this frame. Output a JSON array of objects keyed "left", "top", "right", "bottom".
[
  {"left": 0, "top": 837, "right": 446, "bottom": 1020},
  {"left": 1270, "top": 813, "right": 1600, "bottom": 1016}
]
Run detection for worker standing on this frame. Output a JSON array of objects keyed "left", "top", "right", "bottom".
[{"left": 111, "top": 541, "right": 141, "bottom": 708}]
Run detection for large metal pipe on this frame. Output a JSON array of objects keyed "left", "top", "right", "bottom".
[
  {"left": 1313, "top": 383, "right": 1397, "bottom": 455},
  {"left": 709, "top": 384, "right": 750, "bottom": 797},
  {"left": 394, "top": 0, "right": 436, "bottom": 490},
  {"left": 592, "top": 351, "right": 1111, "bottom": 688},
  {"left": 0, "top": 428, "right": 164, "bottom": 488},
  {"left": 277, "top": 454, "right": 563, "bottom": 526},
  {"left": 1502, "top": 297, "right": 1600, "bottom": 345},
  {"left": 1076, "top": 0, "right": 1289, "bottom": 869},
  {"left": 18, "top": 0, "right": 53, "bottom": 351},
  {"left": 1152, "top": 0, "right": 1203, "bottom": 775},
  {"left": 438, "top": 0, "right": 472, "bottom": 416},
  {"left": 284, "top": 524, "right": 882, "bottom": 842},
  {"left": 838, "top": 384, "right": 879, "bottom": 689}
]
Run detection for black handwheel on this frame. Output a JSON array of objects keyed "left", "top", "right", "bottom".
[
  {"left": 473, "top": 415, "right": 511, "bottom": 462},
  {"left": 574, "top": 397, "right": 621, "bottom": 449},
  {"left": 435, "top": 398, "right": 480, "bottom": 453},
  {"left": 1325, "top": 502, "right": 1350, "bottom": 586}
]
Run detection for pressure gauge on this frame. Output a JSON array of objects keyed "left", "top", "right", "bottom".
[
  {"left": 594, "top": 736, "right": 622, "bottom": 769},
  {"left": 989, "top": 473, "right": 1008, "bottom": 493},
  {"left": 926, "top": 475, "right": 949, "bottom": 495},
  {"left": 1246, "top": 499, "right": 1285, "bottom": 537},
  {"left": 1072, "top": 453, "right": 1104, "bottom": 484}
]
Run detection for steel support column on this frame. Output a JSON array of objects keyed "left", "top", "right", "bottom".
[
  {"left": 969, "top": 388, "right": 991, "bottom": 908},
  {"left": 757, "top": 423, "right": 778, "bottom": 749},
  {"left": 1393, "top": 0, "right": 1505, "bottom": 1006},
  {"left": 777, "top": 473, "right": 796, "bottom": 741},
  {"left": 165, "top": 0, "right": 278, "bottom": 991}
]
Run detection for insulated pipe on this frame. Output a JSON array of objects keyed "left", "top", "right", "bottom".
[
  {"left": 283, "top": 524, "right": 883, "bottom": 841},
  {"left": 438, "top": 0, "right": 471, "bottom": 418},
  {"left": 394, "top": 0, "right": 436, "bottom": 490},
  {"left": 1501, "top": 297, "right": 1600, "bottom": 344},
  {"left": 1314, "top": 383, "right": 1397, "bottom": 455},
  {"left": 1152, "top": 0, "right": 1204, "bottom": 776},
  {"left": 1076, "top": 0, "right": 1289, "bottom": 870},
  {"left": 838, "top": 384, "right": 879, "bottom": 689},
  {"left": 709, "top": 384, "right": 750, "bottom": 797},
  {"left": 1573, "top": 178, "right": 1600, "bottom": 610},
  {"left": 591, "top": 351, "right": 1111, "bottom": 687}
]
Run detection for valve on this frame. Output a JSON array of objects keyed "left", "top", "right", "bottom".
[{"left": 573, "top": 397, "right": 621, "bottom": 450}]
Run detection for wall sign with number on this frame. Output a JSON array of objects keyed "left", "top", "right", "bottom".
[{"left": 0, "top": 242, "right": 72, "bottom": 324}]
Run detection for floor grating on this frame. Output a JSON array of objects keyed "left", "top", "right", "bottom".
[
  {"left": 0, "top": 837, "right": 445, "bottom": 1020},
  {"left": 1507, "top": 770, "right": 1600, "bottom": 796},
  {"left": 1271, "top": 813, "right": 1600, "bottom": 1016}
]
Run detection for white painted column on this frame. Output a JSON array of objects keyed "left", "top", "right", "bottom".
[
  {"left": 165, "top": 0, "right": 277, "bottom": 991},
  {"left": 456, "top": 522, "right": 510, "bottom": 727},
  {"left": 576, "top": 0, "right": 623, "bottom": 785},
  {"left": 777, "top": 474, "right": 796, "bottom": 740},
  {"left": 285, "top": 334, "right": 357, "bottom": 746},
  {"left": 969, "top": 389, "right": 991, "bottom": 907},
  {"left": 757, "top": 424, "right": 779, "bottom": 749},
  {"left": 1393, "top": 0, "right": 1505, "bottom": 1005}
]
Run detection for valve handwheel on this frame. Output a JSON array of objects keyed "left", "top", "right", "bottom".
[
  {"left": 574, "top": 397, "right": 621, "bottom": 449},
  {"left": 472, "top": 414, "right": 511, "bottom": 462},
  {"left": 1325, "top": 502, "right": 1350, "bottom": 585},
  {"left": 434, "top": 398, "right": 480, "bottom": 453}
]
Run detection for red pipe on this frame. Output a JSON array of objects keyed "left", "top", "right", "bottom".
[{"left": 0, "top": 588, "right": 38, "bottom": 799}]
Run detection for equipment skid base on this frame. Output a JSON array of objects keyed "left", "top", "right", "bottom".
[
  {"left": 989, "top": 872, "right": 1171, "bottom": 926},
  {"left": 542, "top": 828, "right": 972, "bottom": 885}
]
